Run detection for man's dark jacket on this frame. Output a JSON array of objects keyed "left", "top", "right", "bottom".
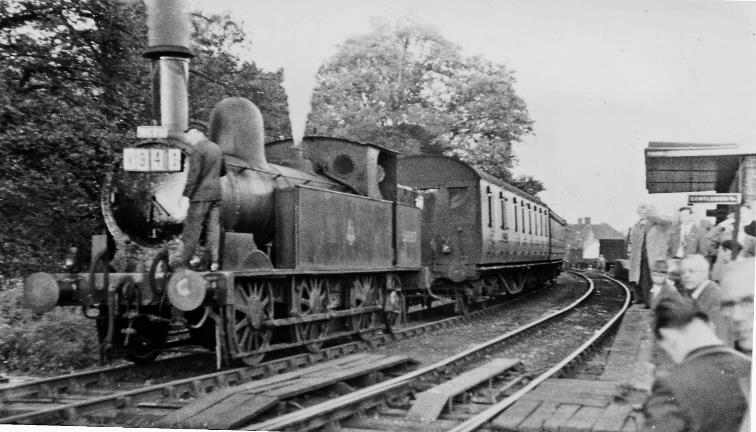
[
  {"left": 667, "top": 223, "right": 705, "bottom": 258},
  {"left": 183, "top": 139, "right": 226, "bottom": 202},
  {"left": 643, "top": 344, "right": 750, "bottom": 432}
]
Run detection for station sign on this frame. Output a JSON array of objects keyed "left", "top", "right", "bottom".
[
  {"left": 136, "top": 125, "right": 168, "bottom": 139},
  {"left": 123, "top": 148, "right": 182, "bottom": 172},
  {"left": 688, "top": 193, "right": 742, "bottom": 205}
]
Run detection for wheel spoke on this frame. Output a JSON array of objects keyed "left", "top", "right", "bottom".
[
  {"left": 235, "top": 320, "right": 246, "bottom": 332},
  {"left": 227, "top": 279, "right": 274, "bottom": 365}
]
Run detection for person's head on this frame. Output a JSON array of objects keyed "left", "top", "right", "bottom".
[
  {"left": 741, "top": 238, "right": 756, "bottom": 258},
  {"left": 721, "top": 239, "right": 741, "bottom": 255},
  {"left": 678, "top": 206, "right": 693, "bottom": 225},
  {"left": 183, "top": 120, "right": 208, "bottom": 145},
  {"left": 654, "top": 296, "right": 715, "bottom": 363},
  {"left": 637, "top": 203, "right": 652, "bottom": 219},
  {"left": 740, "top": 204, "right": 754, "bottom": 224},
  {"left": 680, "top": 254, "right": 710, "bottom": 290},
  {"left": 667, "top": 259, "right": 682, "bottom": 285},
  {"left": 720, "top": 258, "right": 755, "bottom": 352},
  {"left": 651, "top": 259, "right": 669, "bottom": 286}
]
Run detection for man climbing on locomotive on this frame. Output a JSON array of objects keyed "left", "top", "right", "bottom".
[{"left": 178, "top": 120, "right": 226, "bottom": 271}]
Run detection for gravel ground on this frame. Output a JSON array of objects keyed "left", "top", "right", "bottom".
[{"left": 373, "top": 272, "right": 601, "bottom": 366}]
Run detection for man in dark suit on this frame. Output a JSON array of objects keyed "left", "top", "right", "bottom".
[
  {"left": 719, "top": 258, "right": 755, "bottom": 355},
  {"left": 679, "top": 254, "right": 731, "bottom": 344},
  {"left": 179, "top": 121, "right": 226, "bottom": 271},
  {"left": 643, "top": 297, "right": 750, "bottom": 432},
  {"left": 668, "top": 207, "right": 705, "bottom": 259}
]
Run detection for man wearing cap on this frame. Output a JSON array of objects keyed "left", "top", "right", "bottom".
[
  {"left": 179, "top": 121, "right": 225, "bottom": 271},
  {"left": 642, "top": 297, "right": 750, "bottom": 431},
  {"left": 668, "top": 207, "right": 705, "bottom": 259}
]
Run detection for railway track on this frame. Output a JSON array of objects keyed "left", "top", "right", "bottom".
[
  {"left": 246, "top": 271, "right": 630, "bottom": 431},
  {"left": 0, "top": 280, "right": 569, "bottom": 426}
]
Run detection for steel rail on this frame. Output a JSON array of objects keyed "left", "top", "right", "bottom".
[
  {"left": 0, "top": 294, "right": 502, "bottom": 404},
  {"left": 448, "top": 272, "right": 632, "bottom": 432},
  {"left": 248, "top": 271, "right": 597, "bottom": 431},
  {"left": 0, "top": 352, "right": 210, "bottom": 400},
  {"left": 0, "top": 285, "right": 541, "bottom": 424},
  {"left": 0, "top": 342, "right": 367, "bottom": 424}
]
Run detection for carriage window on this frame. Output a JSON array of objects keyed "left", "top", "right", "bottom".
[
  {"left": 513, "top": 198, "right": 518, "bottom": 232},
  {"left": 447, "top": 187, "right": 470, "bottom": 209},
  {"left": 500, "top": 192, "right": 506, "bottom": 230},
  {"left": 541, "top": 211, "right": 546, "bottom": 236},
  {"left": 486, "top": 186, "right": 493, "bottom": 228},
  {"left": 527, "top": 204, "right": 532, "bottom": 235},
  {"left": 539, "top": 210, "right": 544, "bottom": 236}
]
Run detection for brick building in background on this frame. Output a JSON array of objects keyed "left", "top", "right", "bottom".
[{"left": 565, "top": 217, "right": 626, "bottom": 267}]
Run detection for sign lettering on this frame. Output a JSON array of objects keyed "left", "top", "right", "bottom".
[{"left": 688, "top": 193, "right": 742, "bottom": 205}]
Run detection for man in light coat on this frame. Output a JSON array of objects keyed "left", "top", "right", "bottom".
[{"left": 628, "top": 203, "right": 672, "bottom": 307}]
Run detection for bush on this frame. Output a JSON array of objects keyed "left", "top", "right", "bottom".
[{"left": 0, "top": 280, "right": 99, "bottom": 375}]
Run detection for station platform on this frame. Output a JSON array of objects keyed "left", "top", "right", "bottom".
[{"left": 491, "top": 305, "right": 656, "bottom": 431}]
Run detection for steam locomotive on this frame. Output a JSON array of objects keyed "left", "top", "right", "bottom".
[{"left": 22, "top": 0, "right": 567, "bottom": 367}]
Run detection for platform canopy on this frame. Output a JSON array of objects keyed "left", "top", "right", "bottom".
[{"left": 645, "top": 142, "right": 754, "bottom": 194}]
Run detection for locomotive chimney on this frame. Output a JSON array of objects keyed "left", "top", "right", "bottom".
[{"left": 143, "top": 0, "right": 193, "bottom": 137}]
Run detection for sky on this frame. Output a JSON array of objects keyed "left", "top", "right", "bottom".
[{"left": 190, "top": 0, "right": 756, "bottom": 233}]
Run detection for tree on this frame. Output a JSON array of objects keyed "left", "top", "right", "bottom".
[
  {"left": 0, "top": 0, "right": 151, "bottom": 276},
  {"left": 188, "top": 12, "right": 290, "bottom": 141},
  {"left": 511, "top": 175, "right": 545, "bottom": 196},
  {"left": 308, "top": 21, "right": 539, "bottom": 185}
]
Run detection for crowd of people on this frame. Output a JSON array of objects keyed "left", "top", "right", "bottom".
[{"left": 626, "top": 203, "right": 755, "bottom": 431}]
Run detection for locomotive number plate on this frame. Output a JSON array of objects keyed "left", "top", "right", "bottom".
[{"left": 123, "top": 148, "right": 182, "bottom": 172}]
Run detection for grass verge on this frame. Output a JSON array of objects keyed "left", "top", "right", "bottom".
[{"left": 0, "top": 279, "right": 99, "bottom": 376}]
